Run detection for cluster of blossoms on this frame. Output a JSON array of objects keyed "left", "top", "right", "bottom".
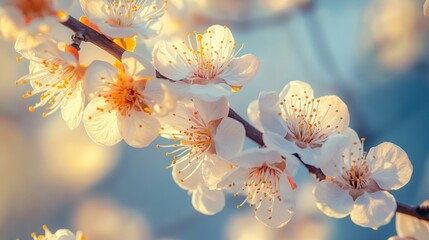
[{"left": 4, "top": 0, "right": 428, "bottom": 238}]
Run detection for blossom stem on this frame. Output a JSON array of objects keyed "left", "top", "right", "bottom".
[
  {"left": 59, "top": 13, "right": 429, "bottom": 223},
  {"left": 60, "top": 15, "right": 124, "bottom": 60}
]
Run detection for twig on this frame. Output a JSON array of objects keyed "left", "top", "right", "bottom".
[{"left": 58, "top": 12, "right": 429, "bottom": 223}]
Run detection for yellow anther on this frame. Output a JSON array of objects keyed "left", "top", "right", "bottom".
[{"left": 29, "top": 106, "right": 35, "bottom": 112}]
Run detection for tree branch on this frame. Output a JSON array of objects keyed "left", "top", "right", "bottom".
[
  {"left": 58, "top": 13, "right": 429, "bottom": 223},
  {"left": 61, "top": 15, "right": 124, "bottom": 60}
]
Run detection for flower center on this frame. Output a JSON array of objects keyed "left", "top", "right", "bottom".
[
  {"left": 15, "top": 0, "right": 54, "bottom": 23},
  {"left": 169, "top": 28, "right": 243, "bottom": 82},
  {"left": 104, "top": 0, "right": 163, "bottom": 27},
  {"left": 280, "top": 91, "right": 344, "bottom": 149},
  {"left": 97, "top": 75, "right": 151, "bottom": 116},
  {"left": 158, "top": 108, "right": 216, "bottom": 182},
  {"left": 19, "top": 57, "right": 81, "bottom": 118}
]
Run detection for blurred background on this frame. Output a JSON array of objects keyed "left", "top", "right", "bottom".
[{"left": 1, "top": 0, "right": 429, "bottom": 239}]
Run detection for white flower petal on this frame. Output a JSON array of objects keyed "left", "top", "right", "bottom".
[
  {"left": 216, "top": 167, "right": 246, "bottom": 190},
  {"left": 83, "top": 97, "right": 122, "bottom": 146},
  {"left": 313, "top": 180, "right": 354, "bottom": 218},
  {"left": 202, "top": 154, "right": 231, "bottom": 189},
  {"left": 214, "top": 117, "right": 245, "bottom": 159},
  {"left": 152, "top": 40, "right": 192, "bottom": 81},
  {"left": 279, "top": 80, "right": 314, "bottom": 103},
  {"left": 192, "top": 185, "right": 225, "bottom": 215},
  {"left": 350, "top": 191, "right": 396, "bottom": 228},
  {"left": 122, "top": 51, "right": 155, "bottom": 80},
  {"left": 262, "top": 132, "right": 297, "bottom": 158},
  {"left": 187, "top": 83, "right": 232, "bottom": 101},
  {"left": 230, "top": 148, "right": 282, "bottom": 168},
  {"left": 172, "top": 157, "right": 202, "bottom": 190},
  {"left": 85, "top": 61, "right": 118, "bottom": 94},
  {"left": 367, "top": 142, "right": 412, "bottom": 190},
  {"left": 255, "top": 181, "right": 295, "bottom": 228},
  {"left": 258, "top": 91, "right": 287, "bottom": 135},
  {"left": 80, "top": 0, "right": 107, "bottom": 19},
  {"left": 194, "top": 97, "right": 229, "bottom": 123},
  {"left": 220, "top": 54, "right": 259, "bottom": 86},
  {"left": 396, "top": 209, "right": 429, "bottom": 239},
  {"left": 118, "top": 110, "right": 160, "bottom": 148},
  {"left": 143, "top": 79, "right": 177, "bottom": 116},
  {"left": 61, "top": 81, "right": 85, "bottom": 130},
  {"left": 202, "top": 25, "right": 235, "bottom": 61},
  {"left": 247, "top": 99, "right": 263, "bottom": 132},
  {"left": 315, "top": 95, "right": 350, "bottom": 136}
]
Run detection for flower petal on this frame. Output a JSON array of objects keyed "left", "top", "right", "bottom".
[
  {"left": 187, "top": 83, "right": 231, "bottom": 101},
  {"left": 80, "top": 0, "right": 107, "bottom": 19},
  {"left": 194, "top": 97, "right": 229, "bottom": 123},
  {"left": 118, "top": 110, "right": 160, "bottom": 148},
  {"left": 0, "top": 6, "right": 24, "bottom": 40},
  {"left": 350, "top": 191, "right": 396, "bottom": 228},
  {"left": 172, "top": 156, "right": 202, "bottom": 190},
  {"left": 152, "top": 40, "right": 192, "bottom": 81},
  {"left": 255, "top": 180, "right": 295, "bottom": 228},
  {"left": 313, "top": 180, "right": 354, "bottom": 218},
  {"left": 230, "top": 148, "right": 282, "bottom": 168},
  {"left": 279, "top": 80, "right": 314, "bottom": 103},
  {"left": 85, "top": 60, "right": 118, "bottom": 94},
  {"left": 83, "top": 97, "right": 122, "bottom": 146},
  {"left": 367, "top": 142, "right": 412, "bottom": 190},
  {"left": 396, "top": 206, "right": 429, "bottom": 239},
  {"left": 202, "top": 154, "right": 231, "bottom": 189},
  {"left": 143, "top": 79, "right": 177, "bottom": 117},
  {"left": 202, "top": 25, "right": 235, "bottom": 62},
  {"left": 61, "top": 81, "right": 85, "bottom": 130},
  {"left": 220, "top": 54, "right": 259, "bottom": 86},
  {"left": 191, "top": 185, "right": 225, "bottom": 215},
  {"left": 314, "top": 95, "right": 350, "bottom": 136},
  {"left": 247, "top": 99, "right": 263, "bottom": 132},
  {"left": 216, "top": 167, "right": 247, "bottom": 190},
  {"left": 214, "top": 117, "right": 245, "bottom": 159},
  {"left": 262, "top": 132, "right": 297, "bottom": 159},
  {"left": 258, "top": 91, "right": 286, "bottom": 135},
  {"left": 122, "top": 51, "right": 155, "bottom": 80}
]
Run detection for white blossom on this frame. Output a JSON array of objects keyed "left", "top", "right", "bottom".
[
  {"left": 83, "top": 52, "right": 175, "bottom": 147},
  {"left": 153, "top": 25, "right": 259, "bottom": 101},
  {"left": 218, "top": 148, "right": 299, "bottom": 228},
  {"left": 251, "top": 80, "right": 349, "bottom": 166},
  {"left": 80, "top": 0, "right": 166, "bottom": 38},
  {"left": 158, "top": 97, "right": 245, "bottom": 214},
  {"left": 313, "top": 128, "right": 413, "bottom": 228},
  {"left": 16, "top": 35, "right": 85, "bottom": 130},
  {"left": 31, "top": 225, "right": 84, "bottom": 240},
  {"left": 0, "top": 0, "right": 70, "bottom": 40},
  {"left": 388, "top": 200, "right": 429, "bottom": 240}
]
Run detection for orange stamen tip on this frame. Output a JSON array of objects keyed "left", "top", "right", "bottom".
[
  {"left": 56, "top": 11, "right": 69, "bottom": 22},
  {"left": 42, "top": 113, "right": 47, "bottom": 118},
  {"left": 16, "top": 57, "right": 22, "bottom": 62},
  {"left": 42, "top": 225, "right": 48, "bottom": 230},
  {"left": 31, "top": 232, "right": 36, "bottom": 237},
  {"left": 28, "top": 106, "right": 35, "bottom": 112}
]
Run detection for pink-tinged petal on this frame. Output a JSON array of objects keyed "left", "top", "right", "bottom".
[
  {"left": 367, "top": 142, "right": 412, "bottom": 190},
  {"left": 152, "top": 40, "right": 192, "bottom": 81},
  {"left": 117, "top": 110, "right": 160, "bottom": 148},
  {"left": 247, "top": 100, "right": 263, "bottom": 132},
  {"left": 313, "top": 180, "right": 354, "bottom": 218},
  {"left": 191, "top": 185, "right": 225, "bottom": 215},
  {"left": 262, "top": 132, "right": 297, "bottom": 159},
  {"left": 214, "top": 117, "right": 245, "bottom": 159},
  {"left": 122, "top": 51, "right": 154, "bottom": 80},
  {"left": 279, "top": 80, "right": 314, "bottom": 103},
  {"left": 220, "top": 54, "right": 259, "bottom": 86},
  {"left": 172, "top": 156, "right": 202, "bottom": 190},
  {"left": 61, "top": 81, "right": 85, "bottom": 130},
  {"left": 319, "top": 128, "right": 361, "bottom": 176},
  {"left": 194, "top": 97, "right": 229, "bottom": 123},
  {"left": 202, "top": 25, "right": 235, "bottom": 62},
  {"left": 0, "top": 6, "right": 24, "bottom": 40},
  {"left": 255, "top": 180, "right": 295, "bottom": 228},
  {"left": 258, "top": 91, "right": 286, "bottom": 135},
  {"left": 83, "top": 97, "right": 122, "bottom": 146},
  {"left": 202, "top": 154, "right": 231, "bottom": 189},
  {"left": 231, "top": 148, "right": 282, "bottom": 168},
  {"left": 350, "top": 191, "right": 396, "bottom": 228},
  {"left": 80, "top": 0, "right": 107, "bottom": 19},
  {"left": 315, "top": 95, "right": 350, "bottom": 136},
  {"left": 396, "top": 202, "right": 429, "bottom": 239},
  {"left": 187, "top": 83, "right": 232, "bottom": 101},
  {"left": 85, "top": 61, "right": 118, "bottom": 94}
]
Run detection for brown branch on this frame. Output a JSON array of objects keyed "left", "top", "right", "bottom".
[
  {"left": 59, "top": 12, "right": 429, "bottom": 223},
  {"left": 60, "top": 15, "right": 124, "bottom": 60}
]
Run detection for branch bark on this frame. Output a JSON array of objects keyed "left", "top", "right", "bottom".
[{"left": 59, "top": 13, "right": 429, "bottom": 223}]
